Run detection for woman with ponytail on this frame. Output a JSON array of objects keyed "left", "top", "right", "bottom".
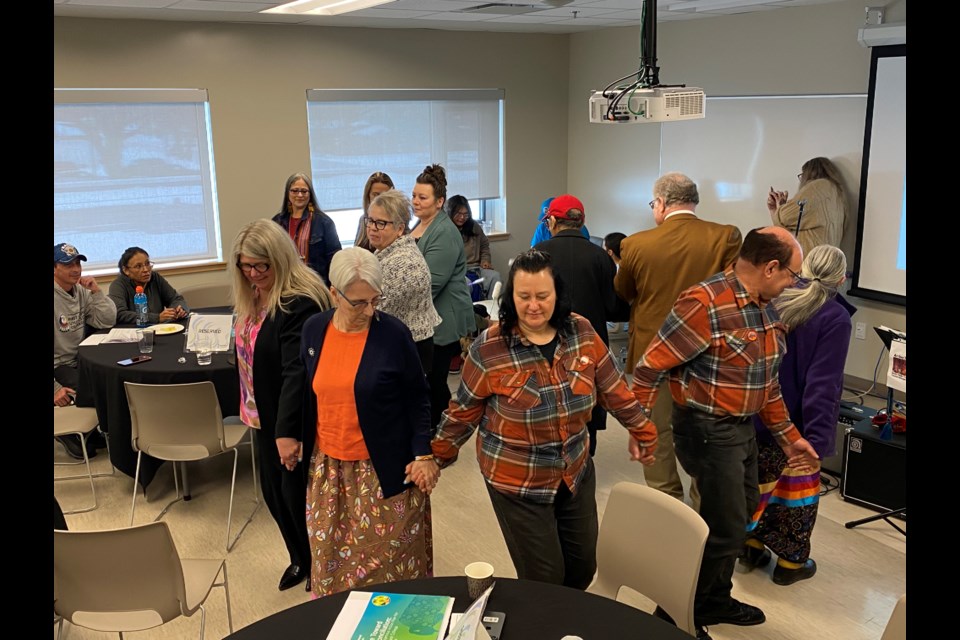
[{"left": 739, "top": 244, "right": 856, "bottom": 586}]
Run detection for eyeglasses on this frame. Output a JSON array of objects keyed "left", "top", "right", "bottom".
[
  {"left": 289, "top": 188, "right": 310, "bottom": 195},
  {"left": 648, "top": 198, "right": 658, "bottom": 209},
  {"left": 339, "top": 292, "right": 385, "bottom": 310},
  {"left": 797, "top": 173, "right": 803, "bottom": 181},
  {"left": 784, "top": 265, "right": 805, "bottom": 284},
  {"left": 126, "top": 261, "right": 154, "bottom": 271},
  {"left": 363, "top": 216, "right": 393, "bottom": 231},
  {"left": 236, "top": 262, "right": 271, "bottom": 274}
]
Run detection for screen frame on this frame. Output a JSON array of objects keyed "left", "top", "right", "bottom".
[{"left": 849, "top": 44, "right": 907, "bottom": 307}]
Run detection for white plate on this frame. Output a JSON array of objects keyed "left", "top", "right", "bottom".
[{"left": 153, "top": 323, "right": 185, "bottom": 336}]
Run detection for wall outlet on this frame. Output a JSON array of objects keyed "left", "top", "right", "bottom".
[{"left": 855, "top": 322, "right": 867, "bottom": 340}]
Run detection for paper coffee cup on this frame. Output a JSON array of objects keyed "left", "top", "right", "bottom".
[{"left": 465, "top": 561, "right": 495, "bottom": 600}]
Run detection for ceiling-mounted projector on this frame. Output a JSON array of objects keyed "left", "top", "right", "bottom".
[{"left": 589, "top": 86, "right": 705, "bottom": 124}]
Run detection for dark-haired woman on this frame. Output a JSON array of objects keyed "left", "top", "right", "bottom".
[
  {"left": 767, "top": 156, "right": 848, "bottom": 256},
  {"left": 272, "top": 172, "right": 342, "bottom": 284},
  {"left": 409, "top": 164, "right": 476, "bottom": 431},
  {"left": 447, "top": 195, "right": 501, "bottom": 300},
  {"left": 428, "top": 249, "right": 658, "bottom": 589},
  {"left": 354, "top": 171, "right": 395, "bottom": 252},
  {"left": 108, "top": 247, "right": 188, "bottom": 325}
]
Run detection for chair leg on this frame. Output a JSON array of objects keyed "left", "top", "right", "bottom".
[
  {"left": 56, "top": 431, "right": 98, "bottom": 515},
  {"left": 56, "top": 614, "right": 64, "bottom": 640},
  {"left": 197, "top": 604, "right": 206, "bottom": 640},
  {"left": 219, "top": 562, "right": 234, "bottom": 634},
  {"left": 226, "top": 448, "right": 261, "bottom": 552},
  {"left": 130, "top": 451, "right": 143, "bottom": 526},
  {"left": 153, "top": 461, "right": 185, "bottom": 523}
]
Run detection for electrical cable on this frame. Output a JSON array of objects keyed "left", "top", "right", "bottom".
[{"left": 841, "top": 343, "right": 886, "bottom": 402}]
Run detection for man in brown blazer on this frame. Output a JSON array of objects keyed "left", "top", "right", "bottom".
[{"left": 615, "top": 172, "right": 742, "bottom": 509}]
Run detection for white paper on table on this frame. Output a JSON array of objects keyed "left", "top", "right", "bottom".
[
  {"left": 445, "top": 584, "right": 495, "bottom": 640},
  {"left": 101, "top": 328, "right": 141, "bottom": 344},
  {"left": 79, "top": 334, "right": 110, "bottom": 346},
  {"left": 185, "top": 314, "right": 232, "bottom": 352},
  {"left": 886, "top": 338, "right": 906, "bottom": 393}
]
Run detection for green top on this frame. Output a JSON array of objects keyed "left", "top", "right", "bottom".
[{"left": 414, "top": 214, "right": 476, "bottom": 346}]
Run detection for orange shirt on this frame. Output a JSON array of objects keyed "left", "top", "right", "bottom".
[{"left": 313, "top": 324, "right": 370, "bottom": 461}]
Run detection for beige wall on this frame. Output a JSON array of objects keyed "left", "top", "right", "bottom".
[
  {"left": 566, "top": 0, "right": 907, "bottom": 382},
  {"left": 54, "top": 17, "right": 571, "bottom": 289}
]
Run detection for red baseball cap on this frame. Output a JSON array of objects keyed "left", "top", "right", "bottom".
[{"left": 547, "top": 194, "right": 585, "bottom": 221}]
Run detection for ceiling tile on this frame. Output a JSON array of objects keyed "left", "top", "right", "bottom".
[{"left": 172, "top": 0, "right": 273, "bottom": 11}]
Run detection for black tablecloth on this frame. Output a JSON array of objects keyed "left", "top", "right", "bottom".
[
  {"left": 76, "top": 312, "right": 239, "bottom": 489},
  {"left": 225, "top": 577, "right": 691, "bottom": 640}
]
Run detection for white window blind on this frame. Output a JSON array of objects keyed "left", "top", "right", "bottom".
[
  {"left": 54, "top": 89, "right": 222, "bottom": 274},
  {"left": 305, "top": 89, "right": 504, "bottom": 220}
]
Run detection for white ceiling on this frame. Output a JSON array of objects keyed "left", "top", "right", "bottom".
[{"left": 53, "top": 0, "right": 849, "bottom": 33}]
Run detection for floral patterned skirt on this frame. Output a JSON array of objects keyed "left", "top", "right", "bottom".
[
  {"left": 306, "top": 451, "right": 433, "bottom": 598},
  {"left": 745, "top": 440, "right": 820, "bottom": 563}
]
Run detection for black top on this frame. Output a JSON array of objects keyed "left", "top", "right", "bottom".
[{"left": 535, "top": 229, "right": 625, "bottom": 344}]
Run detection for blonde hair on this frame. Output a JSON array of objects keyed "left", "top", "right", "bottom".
[
  {"left": 774, "top": 244, "right": 846, "bottom": 330},
  {"left": 231, "top": 219, "right": 333, "bottom": 322}
]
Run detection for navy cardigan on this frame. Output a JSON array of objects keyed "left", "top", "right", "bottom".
[
  {"left": 272, "top": 210, "right": 342, "bottom": 285},
  {"left": 299, "top": 308, "right": 432, "bottom": 498}
]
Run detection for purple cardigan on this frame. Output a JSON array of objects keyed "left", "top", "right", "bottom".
[{"left": 754, "top": 294, "right": 855, "bottom": 459}]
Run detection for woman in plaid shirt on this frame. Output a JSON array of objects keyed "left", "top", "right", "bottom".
[{"left": 427, "top": 249, "right": 657, "bottom": 589}]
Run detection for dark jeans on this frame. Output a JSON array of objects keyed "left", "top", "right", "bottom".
[
  {"left": 672, "top": 404, "right": 759, "bottom": 617},
  {"left": 54, "top": 364, "right": 80, "bottom": 394},
  {"left": 427, "top": 340, "right": 462, "bottom": 434},
  {"left": 415, "top": 337, "right": 434, "bottom": 376},
  {"left": 485, "top": 458, "right": 599, "bottom": 590}
]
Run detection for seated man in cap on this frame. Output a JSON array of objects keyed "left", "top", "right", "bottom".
[{"left": 53, "top": 243, "right": 117, "bottom": 459}]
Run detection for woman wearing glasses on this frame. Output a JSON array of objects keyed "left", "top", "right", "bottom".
[
  {"left": 354, "top": 171, "right": 395, "bottom": 252},
  {"left": 364, "top": 189, "right": 441, "bottom": 372},
  {"left": 298, "top": 247, "right": 437, "bottom": 597},
  {"left": 767, "top": 157, "right": 848, "bottom": 257},
  {"left": 272, "top": 172, "right": 342, "bottom": 284},
  {"left": 231, "top": 219, "right": 333, "bottom": 593},
  {"left": 108, "top": 246, "right": 188, "bottom": 325}
]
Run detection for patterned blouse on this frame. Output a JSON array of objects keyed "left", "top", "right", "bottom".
[
  {"left": 235, "top": 308, "right": 267, "bottom": 428},
  {"left": 374, "top": 235, "right": 442, "bottom": 342}
]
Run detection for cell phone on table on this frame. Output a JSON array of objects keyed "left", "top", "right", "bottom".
[{"left": 117, "top": 355, "right": 152, "bottom": 366}]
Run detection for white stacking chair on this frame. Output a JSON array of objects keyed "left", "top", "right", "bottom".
[
  {"left": 125, "top": 381, "right": 260, "bottom": 551},
  {"left": 54, "top": 405, "right": 114, "bottom": 514}
]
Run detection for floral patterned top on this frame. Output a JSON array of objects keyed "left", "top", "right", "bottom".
[{"left": 236, "top": 308, "right": 267, "bottom": 427}]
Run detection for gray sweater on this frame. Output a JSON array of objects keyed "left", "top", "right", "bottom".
[
  {"left": 54, "top": 281, "right": 117, "bottom": 393},
  {"left": 108, "top": 273, "right": 189, "bottom": 325}
]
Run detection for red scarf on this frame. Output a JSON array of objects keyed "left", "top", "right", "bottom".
[{"left": 287, "top": 204, "right": 314, "bottom": 264}]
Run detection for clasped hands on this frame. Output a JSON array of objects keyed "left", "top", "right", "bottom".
[
  {"left": 159, "top": 305, "right": 188, "bottom": 322},
  {"left": 405, "top": 458, "right": 441, "bottom": 495},
  {"left": 628, "top": 437, "right": 656, "bottom": 466},
  {"left": 767, "top": 187, "right": 789, "bottom": 212}
]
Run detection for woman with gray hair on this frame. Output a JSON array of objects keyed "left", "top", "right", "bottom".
[
  {"left": 741, "top": 244, "right": 856, "bottom": 586},
  {"left": 364, "top": 189, "right": 441, "bottom": 372},
  {"left": 298, "top": 247, "right": 438, "bottom": 597},
  {"left": 231, "top": 219, "right": 333, "bottom": 592}
]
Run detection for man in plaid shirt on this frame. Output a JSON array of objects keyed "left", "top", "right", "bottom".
[
  {"left": 632, "top": 227, "right": 819, "bottom": 636},
  {"left": 431, "top": 249, "right": 657, "bottom": 589}
]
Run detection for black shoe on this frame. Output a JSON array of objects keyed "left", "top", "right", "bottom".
[
  {"left": 305, "top": 576, "right": 312, "bottom": 592},
  {"left": 56, "top": 435, "right": 94, "bottom": 461},
  {"left": 696, "top": 626, "right": 714, "bottom": 640},
  {"left": 737, "top": 544, "right": 772, "bottom": 572},
  {"left": 697, "top": 599, "right": 766, "bottom": 627},
  {"left": 87, "top": 430, "right": 107, "bottom": 451},
  {"left": 278, "top": 564, "right": 306, "bottom": 591},
  {"left": 772, "top": 558, "right": 817, "bottom": 586}
]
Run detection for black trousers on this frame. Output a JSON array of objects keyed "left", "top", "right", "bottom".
[
  {"left": 427, "top": 340, "right": 462, "bottom": 434},
  {"left": 672, "top": 404, "right": 759, "bottom": 618},
  {"left": 415, "top": 337, "right": 434, "bottom": 376},
  {"left": 255, "top": 430, "right": 310, "bottom": 571},
  {"left": 54, "top": 364, "right": 80, "bottom": 393},
  {"left": 485, "top": 458, "right": 599, "bottom": 590},
  {"left": 586, "top": 405, "right": 607, "bottom": 457}
]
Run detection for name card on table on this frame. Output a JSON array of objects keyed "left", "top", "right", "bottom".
[{"left": 185, "top": 314, "right": 233, "bottom": 352}]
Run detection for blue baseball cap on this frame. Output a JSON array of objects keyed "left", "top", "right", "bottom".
[
  {"left": 538, "top": 197, "right": 555, "bottom": 222},
  {"left": 54, "top": 243, "right": 87, "bottom": 264}
]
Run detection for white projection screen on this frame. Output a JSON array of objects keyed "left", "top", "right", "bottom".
[{"left": 850, "top": 45, "right": 906, "bottom": 306}]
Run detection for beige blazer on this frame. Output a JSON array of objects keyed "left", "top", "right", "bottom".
[{"left": 615, "top": 213, "right": 742, "bottom": 370}]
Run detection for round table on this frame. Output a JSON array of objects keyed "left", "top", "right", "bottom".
[
  {"left": 76, "top": 313, "right": 239, "bottom": 489},
  {"left": 225, "top": 576, "right": 690, "bottom": 639}
]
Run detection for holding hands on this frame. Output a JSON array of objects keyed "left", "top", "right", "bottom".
[
  {"left": 628, "top": 436, "right": 656, "bottom": 466},
  {"left": 276, "top": 437, "right": 302, "bottom": 472},
  {"left": 405, "top": 457, "right": 441, "bottom": 495}
]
